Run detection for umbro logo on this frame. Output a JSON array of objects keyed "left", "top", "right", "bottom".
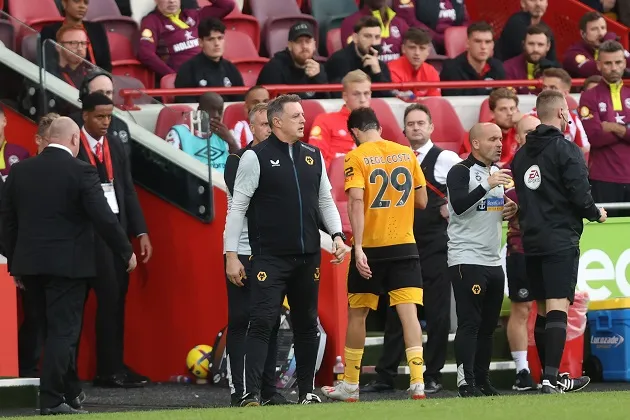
[{"left": 270, "top": 159, "right": 280, "bottom": 167}]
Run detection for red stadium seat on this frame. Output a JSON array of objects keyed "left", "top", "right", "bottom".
[
  {"left": 0, "top": 20, "right": 15, "bottom": 51},
  {"left": 160, "top": 73, "right": 177, "bottom": 104},
  {"left": 232, "top": 58, "right": 269, "bottom": 87},
  {"left": 302, "top": 100, "right": 326, "bottom": 142},
  {"left": 326, "top": 28, "right": 342, "bottom": 56},
  {"left": 479, "top": 98, "right": 493, "bottom": 122},
  {"left": 223, "top": 103, "right": 248, "bottom": 131},
  {"left": 223, "top": 31, "right": 259, "bottom": 61},
  {"left": 370, "top": 98, "right": 409, "bottom": 146},
  {"left": 444, "top": 26, "right": 468, "bottom": 58},
  {"left": 155, "top": 104, "right": 194, "bottom": 139},
  {"left": 108, "top": 32, "right": 154, "bottom": 88},
  {"left": 328, "top": 156, "right": 352, "bottom": 235},
  {"left": 198, "top": 0, "right": 212, "bottom": 6},
  {"left": 84, "top": 0, "right": 138, "bottom": 40},
  {"left": 420, "top": 97, "right": 465, "bottom": 152},
  {"left": 9, "top": 0, "right": 63, "bottom": 49},
  {"left": 264, "top": 15, "right": 319, "bottom": 57},
  {"left": 223, "top": 11, "right": 261, "bottom": 51}
]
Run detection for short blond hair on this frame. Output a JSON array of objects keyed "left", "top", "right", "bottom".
[
  {"left": 37, "top": 113, "right": 60, "bottom": 137},
  {"left": 342, "top": 70, "right": 371, "bottom": 90},
  {"left": 249, "top": 102, "right": 268, "bottom": 124}
]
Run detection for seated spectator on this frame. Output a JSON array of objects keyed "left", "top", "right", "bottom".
[
  {"left": 41, "top": 0, "right": 112, "bottom": 72},
  {"left": 563, "top": 11, "right": 630, "bottom": 78},
  {"left": 51, "top": 24, "right": 92, "bottom": 88},
  {"left": 341, "top": 0, "right": 409, "bottom": 63},
  {"left": 309, "top": 70, "right": 372, "bottom": 169},
  {"left": 166, "top": 92, "right": 238, "bottom": 172},
  {"left": 388, "top": 27, "right": 440, "bottom": 99},
  {"left": 257, "top": 22, "right": 330, "bottom": 99},
  {"left": 231, "top": 86, "right": 270, "bottom": 149},
  {"left": 0, "top": 106, "right": 30, "bottom": 180},
  {"left": 530, "top": 68, "right": 589, "bottom": 152},
  {"left": 584, "top": 74, "right": 603, "bottom": 91},
  {"left": 174, "top": 18, "right": 244, "bottom": 104},
  {"left": 440, "top": 22, "right": 505, "bottom": 97},
  {"left": 581, "top": 0, "right": 618, "bottom": 21},
  {"left": 392, "top": 0, "right": 470, "bottom": 54},
  {"left": 325, "top": 16, "right": 392, "bottom": 96},
  {"left": 138, "top": 0, "right": 234, "bottom": 79},
  {"left": 461, "top": 88, "right": 519, "bottom": 165},
  {"left": 496, "top": 0, "right": 556, "bottom": 62},
  {"left": 503, "top": 24, "right": 560, "bottom": 95}
]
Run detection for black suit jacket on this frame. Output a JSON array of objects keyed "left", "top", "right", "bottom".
[
  {"left": 0, "top": 146, "right": 132, "bottom": 278},
  {"left": 77, "top": 134, "right": 147, "bottom": 237},
  {"left": 40, "top": 21, "right": 112, "bottom": 72}
]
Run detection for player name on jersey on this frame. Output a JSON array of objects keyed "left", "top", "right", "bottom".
[{"left": 362, "top": 153, "right": 412, "bottom": 165}]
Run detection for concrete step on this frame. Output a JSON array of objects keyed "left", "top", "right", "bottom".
[{"left": 0, "top": 378, "right": 39, "bottom": 409}]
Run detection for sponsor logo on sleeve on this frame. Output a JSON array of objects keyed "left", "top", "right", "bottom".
[
  {"left": 141, "top": 29, "right": 154, "bottom": 43},
  {"left": 579, "top": 106, "right": 593, "bottom": 120}
]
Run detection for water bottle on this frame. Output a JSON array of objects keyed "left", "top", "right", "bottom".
[
  {"left": 169, "top": 375, "right": 192, "bottom": 383},
  {"left": 333, "top": 356, "right": 344, "bottom": 386}
]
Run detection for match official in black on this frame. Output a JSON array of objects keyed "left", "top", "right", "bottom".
[
  {"left": 512, "top": 90, "right": 607, "bottom": 393},
  {"left": 0, "top": 117, "right": 136, "bottom": 415},
  {"left": 224, "top": 94, "right": 348, "bottom": 406}
]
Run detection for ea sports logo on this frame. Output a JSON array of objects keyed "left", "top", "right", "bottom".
[{"left": 524, "top": 165, "right": 541, "bottom": 190}]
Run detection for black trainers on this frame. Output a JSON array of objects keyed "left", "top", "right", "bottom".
[
  {"left": 557, "top": 373, "right": 590, "bottom": 392},
  {"left": 230, "top": 393, "right": 242, "bottom": 407},
  {"left": 298, "top": 393, "right": 322, "bottom": 404},
  {"left": 261, "top": 392, "right": 293, "bottom": 406},
  {"left": 541, "top": 380, "right": 563, "bottom": 394},
  {"left": 477, "top": 380, "right": 501, "bottom": 396},
  {"left": 239, "top": 393, "right": 261, "bottom": 407},
  {"left": 513, "top": 369, "right": 538, "bottom": 391},
  {"left": 359, "top": 380, "right": 394, "bottom": 393},
  {"left": 424, "top": 377, "right": 443, "bottom": 394},
  {"left": 457, "top": 384, "right": 484, "bottom": 398}
]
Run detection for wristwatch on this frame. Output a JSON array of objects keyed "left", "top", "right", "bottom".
[{"left": 332, "top": 232, "right": 347, "bottom": 242}]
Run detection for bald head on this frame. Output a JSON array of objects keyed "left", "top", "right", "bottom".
[
  {"left": 516, "top": 115, "right": 541, "bottom": 146},
  {"left": 47, "top": 117, "right": 80, "bottom": 156},
  {"left": 199, "top": 92, "right": 224, "bottom": 119},
  {"left": 469, "top": 122, "right": 503, "bottom": 165}
]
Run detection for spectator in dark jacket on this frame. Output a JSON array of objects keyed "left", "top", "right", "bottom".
[
  {"left": 495, "top": 0, "right": 557, "bottom": 62},
  {"left": 41, "top": 0, "right": 112, "bottom": 72},
  {"left": 257, "top": 22, "right": 330, "bottom": 100},
  {"left": 440, "top": 22, "right": 505, "bottom": 96}
]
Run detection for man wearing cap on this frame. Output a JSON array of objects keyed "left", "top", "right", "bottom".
[{"left": 257, "top": 22, "right": 330, "bottom": 100}]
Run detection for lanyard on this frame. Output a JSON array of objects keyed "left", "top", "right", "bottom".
[
  {"left": 62, "top": 71, "right": 77, "bottom": 88},
  {"left": 80, "top": 131, "right": 114, "bottom": 182}
]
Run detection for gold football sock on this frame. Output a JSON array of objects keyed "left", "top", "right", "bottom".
[
  {"left": 406, "top": 346, "right": 425, "bottom": 385},
  {"left": 343, "top": 347, "right": 364, "bottom": 385}
]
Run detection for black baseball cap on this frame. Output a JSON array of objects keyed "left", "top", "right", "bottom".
[{"left": 288, "top": 22, "right": 314, "bottom": 42}]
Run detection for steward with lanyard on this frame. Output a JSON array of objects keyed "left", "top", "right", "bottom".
[
  {"left": 361, "top": 104, "right": 461, "bottom": 396},
  {"left": 77, "top": 93, "right": 152, "bottom": 388},
  {"left": 138, "top": 0, "right": 235, "bottom": 78}
]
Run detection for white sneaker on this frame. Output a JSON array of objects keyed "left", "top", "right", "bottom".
[
  {"left": 408, "top": 382, "right": 426, "bottom": 400},
  {"left": 321, "top": 381, "right": 360, "bottom": 402}
]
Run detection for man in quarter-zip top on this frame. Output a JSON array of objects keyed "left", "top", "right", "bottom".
[{"left": 224, "top": 94, "right": 349, "bottom": 407}]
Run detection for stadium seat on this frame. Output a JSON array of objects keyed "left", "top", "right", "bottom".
[
  {"left": 85, "top": 0, "right": 138, "bottom": 40},
  {"left": 232, "top": 58, "right": 269, "bottom": 87},
  {"left": 112, "top": 75, "right": 151, "bottom": 106},
  {"left": 160, "top": 73, "right": 177, "bottom": 104},
  {"left": 21, "top": 33, "right": 39, "bottom": 63},
  {"left": 326, "top": 28, "right": 342, "bottom": 56},
  {"left": 264, "top": 15, "right": 319, "bottom": 57},
  {"left": 0, "top": 20, "right": 15, "bottom": 51},
  {"left": 9, "top": 0, "right": 63, "bottom": 49},
  {"left": 223, "top": 11, "right": 261, "bottom": 51},
  {"left": 154, "top": 104, "right": 195, "bottom": 139},
  {"left": 328, "top": 155, "right": 352, "bottom": 235},
  {"left": 478, "top": 98, "right": 493, "bottom": 123},
  {"left": 426, "top": 44, "right": 448, "bottom": 73},
  {"left": 370, "top": 98, "right": 409, "bottom": 146},
  {"left": 223, "top": 31, "right": 259, "bottom": 61},
  {"left": 310, "top": 0, "right": 357, "bottom": 56},
  {"left": 197, "top": 0, "right": 212, "bottom": 6},
  {"left": 302, "top": 100, "right": 326, "bottom": 142},
  {"left": 108, "top": 32, "right": 154, "bottom": 88},
  {"left": 223, "top": 103, "right": 248, "bottom": 130},
  {"left": 444, "top": 26, "right": 468, "bottom": 58},
  {"left": 420, "top": 97, "right": 465, "bottom": 152}
]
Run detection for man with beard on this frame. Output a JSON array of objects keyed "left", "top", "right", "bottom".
[
  {"left": 440, "top": 22, "right": 505, "bottom": 97},
  {"left": 564, "top": 11, "right": 630, "bottom": 78},
  {"left": 579, "top": 40, "right": 630, "bottom": 216},
  {"left": 503, "top": 24, "right": 560, "bottom": 95},
  {"left": 512, "top": 90, "right": 606, "bottom": 394},
  {"left": 325, "top": 16, "right": 392, "bottom": 94},
  {"left": 496, "top": 0, "right": 556, "bottom": 62},
  {"left": 257, "top": 22, "right": 329, "bottom": 100}
]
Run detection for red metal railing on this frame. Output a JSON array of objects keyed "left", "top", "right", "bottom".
[{"left": 117, "top": 78, "right": 605, "bottom": 109}]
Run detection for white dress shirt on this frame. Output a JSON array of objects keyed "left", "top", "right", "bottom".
[
  {"left": 412, "top": 139, "right": 462, "bottom": 184},
  {"left": 47, "top": 143, "right": 73, "bottom": 155},
  {"left": 82, "top": 126, "right": 104, "bottom": 154}
]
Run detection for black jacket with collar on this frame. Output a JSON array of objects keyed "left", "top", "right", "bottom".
[
  {"left": 174, "top": 53, "right": 244, "bottom": 103},
  {"left": 440, "top": 52, "right": 505, "bottom": 96}
]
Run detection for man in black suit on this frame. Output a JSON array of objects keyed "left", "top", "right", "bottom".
[
  {"left": 0, "top": 117, "right": 137, "bottom": 416},
  {"left": 77, "top": 93, "right": 153, "bottom": 388}
]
